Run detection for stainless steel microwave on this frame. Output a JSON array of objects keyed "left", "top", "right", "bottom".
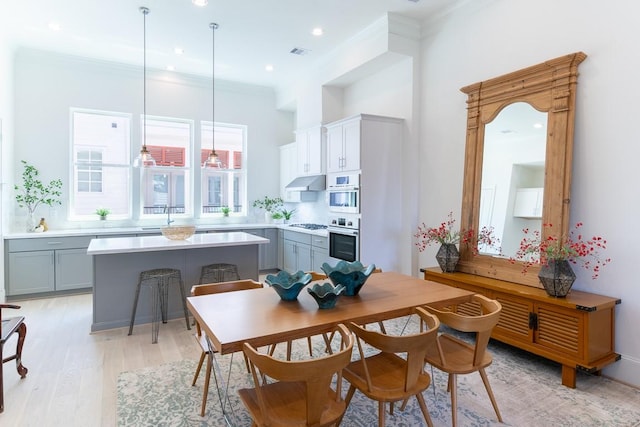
[{"left": 327, "top": 173, "right": 360, "bottom": 213}]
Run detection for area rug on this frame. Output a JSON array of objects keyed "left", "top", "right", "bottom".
[{"left": 117, "top": 317, "right": 640, "bottom": 427}]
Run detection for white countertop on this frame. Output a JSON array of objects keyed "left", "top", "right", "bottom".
[
  {"left": 86, "top": 231, "right": 269, "bottom": 255},
  {"left": 4, "top": 223, "right": 328, "bottom": 239}
]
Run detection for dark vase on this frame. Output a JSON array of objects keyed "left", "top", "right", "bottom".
[
  {"left": 436, "top": 243, "right": 460, "bottom": 273},
  {"left": 538, "top": 259, "right": 576, "bottom": 297}
]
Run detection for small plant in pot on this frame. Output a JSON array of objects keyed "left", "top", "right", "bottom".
[
  {"left": 252, "top": 196, "right": 283, "bottom": 223},
  {"left": 15, "top": 160, "right": 63, "bottom": 232},
  {"left": 271, "top": 211, "right": 284, "bottom": 223},
  {"left": 221, "top": 206, "right": 231, "bottom": 217},
  {"left": 95, "top": 208, "right": 110, "bottom": 220},
  {"left": 281, "top": 208, "right": 296, "bottom": 223}
]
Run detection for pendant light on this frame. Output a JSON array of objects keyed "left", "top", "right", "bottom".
[
  {"left": 133, "top": 6, "right": 156, "bottom": 168},
  {"left": 203, "top": 22, "right": 222, "bottom": 168}
]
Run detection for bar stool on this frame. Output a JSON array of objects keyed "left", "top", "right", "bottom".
[
  {"left": 128, "top": 268, "right": 191, "bottom": 343},
  {"left": 198, "top": 263, "right": 240, "bottom": 284}
]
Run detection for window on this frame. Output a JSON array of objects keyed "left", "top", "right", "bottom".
[
  {"left": 201, "top": 123, "right": 246, "bottom": 215},
  {"left": 140, "top": 118, "right": 192, "bottom": 218},
  {"left": 71, "top": 110, "right": 131, "bottom": 218}
]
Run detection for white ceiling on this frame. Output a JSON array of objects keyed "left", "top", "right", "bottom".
[{"left": 0, "top": 0, "right": 461, "bottom": 93}]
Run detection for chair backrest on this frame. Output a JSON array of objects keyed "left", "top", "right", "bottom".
[
  {"left": 242, "top": 323, "right": 355, "bottom": 426},
  {"left": 349, "top": 307, "right": 439, "bottom": 393},
  {"left": 190, "top": 279, "right": 263, "bottom": 336},
  {"left": 425, "top": 294, "right": 502, "bottom": 367},
  {"left": 306, "top": 271, "right": 328, "bottom": 281}
]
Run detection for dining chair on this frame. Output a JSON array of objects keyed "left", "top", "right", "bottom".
[
  {"left": 1, "top": 304, "right": 29, "bottom": 413},
  {"left": 339, "top": 306, "right": 440, "bottom": 427},
  {"left": 239, "top": 323, "right": 355, "bottom": 427},
  {"left": 190, "top": 279, "right": 263, "bottom": 417},
  {"left": 423, "top": 294, "right": 503, "bottom": 427}
]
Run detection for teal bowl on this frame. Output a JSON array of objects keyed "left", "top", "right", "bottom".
[
  {"left": 307, "top": 282, "right": 346, "bottom": 309},
  {"left": 320, "top": 261, "right": 376, "bottom": 296},
  {"left": 265, "top": 270, "right": 312, "bottom": 301}
]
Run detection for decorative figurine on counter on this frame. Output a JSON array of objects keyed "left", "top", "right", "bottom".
[{"left": 35, "top": 217, "right": 48, "bottom": 232}]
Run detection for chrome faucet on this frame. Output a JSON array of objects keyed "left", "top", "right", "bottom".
[{"left": 164, "top": 204, "right": 174, "bottom": 226}]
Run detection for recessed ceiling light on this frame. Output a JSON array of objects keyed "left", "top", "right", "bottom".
[
  {"left": 166, "top": 65, "right": 175, "bottom": 71},
  {"left": 48, "top": 21, "right": 61, "bottom": 31},
  {"left": 192, "top": 0, "right": 208, "bottom": 6},
  {"left": 312, "top": 27, "right": 323, "bottom": 36},
  {"left": 265, "top": 64, "right": 274, "bottom": 72},
  {"left": 174, "top": 47, "right": 184, "bottom": 55}
]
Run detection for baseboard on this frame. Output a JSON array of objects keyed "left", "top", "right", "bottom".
[{"left": 603, "top": 354, "right": 640, "bottom": 389}]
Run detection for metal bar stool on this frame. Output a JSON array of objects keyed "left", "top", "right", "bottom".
[
  {"left": 128, "top": 268, "right": 191, "bottom": 343},
  {"left": 198, "top": 263, "right": 240, "bottom": 284}
]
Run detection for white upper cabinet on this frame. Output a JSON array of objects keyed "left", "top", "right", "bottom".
[
  {"left": 280, "top": 142, "right": 301, "bottom": 202},
  {"left": 327, "top": 118, "right": 361, "bottom": 173},
  {"left": 513, "top": 187, "right": 544, "bottom": 218},
  {"left": 295, "top": 125, "right": 325, "bottom": 176}
]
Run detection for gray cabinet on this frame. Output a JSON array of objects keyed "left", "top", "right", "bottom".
[
  {"left": 242, "top": 228, "right": 278, "bottom": 271},
  {"left": 277, "top": 229, "right": 284, "bottom": 270},
  {"left": 310, "top": 235, "right": 329, "bottom": 273},
  {"left": 283, "top": 231, "right": 327, "bottom": 273},
  {"left": 5, "top": 236, "right": 94, "bottom": 296}
]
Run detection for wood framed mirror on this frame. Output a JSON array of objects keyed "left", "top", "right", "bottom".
[{"left": 457, "top": 52, "right": 587, "bottom": 287}]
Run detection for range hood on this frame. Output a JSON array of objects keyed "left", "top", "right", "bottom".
[{"left": 285, "top": 174, "right": 326, "bottom": 191}]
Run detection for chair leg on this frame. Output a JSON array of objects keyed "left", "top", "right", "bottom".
[
  {"left": 307, "top": 336, "right": 314, "bottom": 356},
  {"left": 479, "top": 368, "right": 503, "bottom": 422},
  {"left": 416, "top": 393, "right": 434, "bottom": 427},
  {"left": 177, "top": 277, "right": 191, "bottom": 330},
  {"left": 15, "top": 323, "right": 28, "bottom": 378},
  {"left": 200, "top": 352, "right": 213, "bottom": 417},
  {"left": 192, "top": 351, "right": 206, "bottom": 386},
  {"left": 128, "top": 281, "right": 143, "bottom": 335},
  {"left": 450, "top": 374, "right": 458, "bottom": 427},
  {"left": 336, "top": 385, "right": 357, "bottom": 425},
  {"left": 378, "top": 401, "right": 386, "bottom": 427}
]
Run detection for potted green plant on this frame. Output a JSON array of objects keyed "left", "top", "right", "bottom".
[
  {"left": 252, "top": 196, "right": 283, "bottom": 223},
  {"left": 15, "top": 160, "right": 63, "bottom": 232},
  {"left": 95, "top": 208, "right": 111, "bottom": 220},
  {"left": 221, "top": 206, "right": 231, "bottom": 217},
  {"left": 281, "top": 208, "right": 296, "bottom": 223},
  {"left": 271, "top": 211, "right": 284, "bottom": 224}
]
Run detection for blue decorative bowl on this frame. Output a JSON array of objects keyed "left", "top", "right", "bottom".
[
  {"left": 321, "top": 261, "right": 376, "bottom": 296},
  {"left": 307, "top": 282, "right": 346, "bottom": 309},
  {"left": 265, "top": 270, "right": 312, "bottom": 301}
]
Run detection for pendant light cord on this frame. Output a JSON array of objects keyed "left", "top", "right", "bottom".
[
  {"left": 142, "top": 7, "right": 149, "bottom": 151},
  {"left": 210, "top": 23, "right": 218, "bottom": 155}
]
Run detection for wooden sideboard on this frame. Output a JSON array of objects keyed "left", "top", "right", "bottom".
[{"left": 422, "top": 267, "right": 621, "bottom": 388}]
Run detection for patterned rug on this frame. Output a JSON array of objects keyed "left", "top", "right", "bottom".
[{"left": 117, "top": 317, "right": 640, "bottom": 427}]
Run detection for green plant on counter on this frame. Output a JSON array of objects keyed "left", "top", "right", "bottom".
[
  {"left": 271, "top": 212, "right": 284, "bottom": 220},
  {"left": 252, "top": 196, "right": 283, "bottom": 213},
  {"left": 221, "top": 206, "right": 231, "bottom": 217},
  {"left": 95, "top": 208, "right": 111, "bottom": 218},
  {"left": 281, "top": 208, "right": 296, "bottom": 221},
  {"left": 15, "top": 160, "right": 63, "bottom": 214}
]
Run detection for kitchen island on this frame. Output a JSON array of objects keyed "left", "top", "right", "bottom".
[{"left": 87, "top": 231, "right": 268, "bottom": 332}]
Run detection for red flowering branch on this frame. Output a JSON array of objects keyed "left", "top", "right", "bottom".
[
  {"left": 415, "top": 212, "right": 500, "bottom": 255},
  {"left": 511, "top": 222, "right": 611, "bottom": 279}
]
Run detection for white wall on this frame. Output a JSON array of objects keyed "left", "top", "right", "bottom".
[
  {"left": 11, "top": 48, "right": 293, "bottom": 229},
  {"left": 418, "top": 0, "right": 640, "bottom": 387}
]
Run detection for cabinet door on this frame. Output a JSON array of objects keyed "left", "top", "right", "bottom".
[
  {"left": 342, "top": 119, "right": 361, "bottom": 172},
  {"left": 296, "top": 130, "right": 310, "bottom": 175},
  {"left": 513, "top": 188, "right": 543, "bottom": 218},
  {"left": 283, "top": 240, "right": 297, "bottom": 273},
  {"left": 8, "top": 251, "right": 55, "bottom": 295},
  {"left": 306, "top": 127, "right": 324, "bottom": 175},
  {"left": 326, "top": 125, "right": 344, "bottom": 173},
  {"left": 492, "top": 292, "right": 534, "bottom": 342},
  {"left": 280, "top": 143, "right": 302, "bottom": 202},
  {"left": 262, "top": 228, "right": 279, "bottom": 270},
  {"left": 534, "top": 304, "right": 581, "bottom": 359},
  {"left": 296, "top": 243, "right": 312, "bottom": 273},
  {"left": 311, "top": 247, "right": 329, "bottom": 273},
  {"left": 56, "top": 248, "right": 94, "bottom": 291}
]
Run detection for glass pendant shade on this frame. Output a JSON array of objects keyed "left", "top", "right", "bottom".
[
  {"left": 203, "top": 150, "right": 221, "bottom": 168},
  {"left": 133, "top": 145, "right": 156, "bottom": 168}
]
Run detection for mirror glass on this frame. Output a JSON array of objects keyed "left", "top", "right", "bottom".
[{"left": 479, "top": 102, "right": 547, "bottom": 258}]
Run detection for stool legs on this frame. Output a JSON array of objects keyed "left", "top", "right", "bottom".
[{"left": 129, "top": 268, "right": 190, "bottom": 343}]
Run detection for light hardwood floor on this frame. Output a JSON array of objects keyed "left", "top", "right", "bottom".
[{"left": 2, "top": 292, "right": 200, "bottom": 427}]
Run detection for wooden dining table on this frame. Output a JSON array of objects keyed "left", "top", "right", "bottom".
[
  {"left": 186, "top": 271, "right": 474, "bottom": 424},
  {"left": 187, "top": 271, "right": 474, "bottom": 355}
]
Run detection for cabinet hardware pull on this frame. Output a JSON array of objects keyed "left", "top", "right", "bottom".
[{"left": 528, "top": 312, "right": 538, "bottom": 330}]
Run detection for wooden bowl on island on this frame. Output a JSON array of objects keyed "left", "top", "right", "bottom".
[{"left": 161, "top": 225, "right": 196, "bottom": 240}]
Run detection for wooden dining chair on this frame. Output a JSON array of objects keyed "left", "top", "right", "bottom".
[
  {"left": 423, "top": 294, "right": 503, "bottom": 427},
  {"left": 339, "top": 307, "right": 440, "bottom": 427},
  {"left": 1, "top": 304, "right": 28, "bottom": 413},
  {"left": 190, "top": 279, "right": 263, "bottom": 417},
  {"left": 239, "top": 323, "right": 355, "bottom": 427}
]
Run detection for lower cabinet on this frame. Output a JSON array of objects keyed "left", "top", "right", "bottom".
[
  {"left": 422, "top": 267, "right": 621, "bottom": 388},
  {"left": 283, "top": 231, "right": 328, "bottom": 273},
  {"left": 6, "top": 236, "right": 94, "bottom": 296},
  {"left": 310, "top": 235, "right": 328, "bottom": 273}
]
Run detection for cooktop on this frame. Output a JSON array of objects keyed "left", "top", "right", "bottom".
[{"left": 288, "top": 223, "right": 328, "bottom": 230}]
